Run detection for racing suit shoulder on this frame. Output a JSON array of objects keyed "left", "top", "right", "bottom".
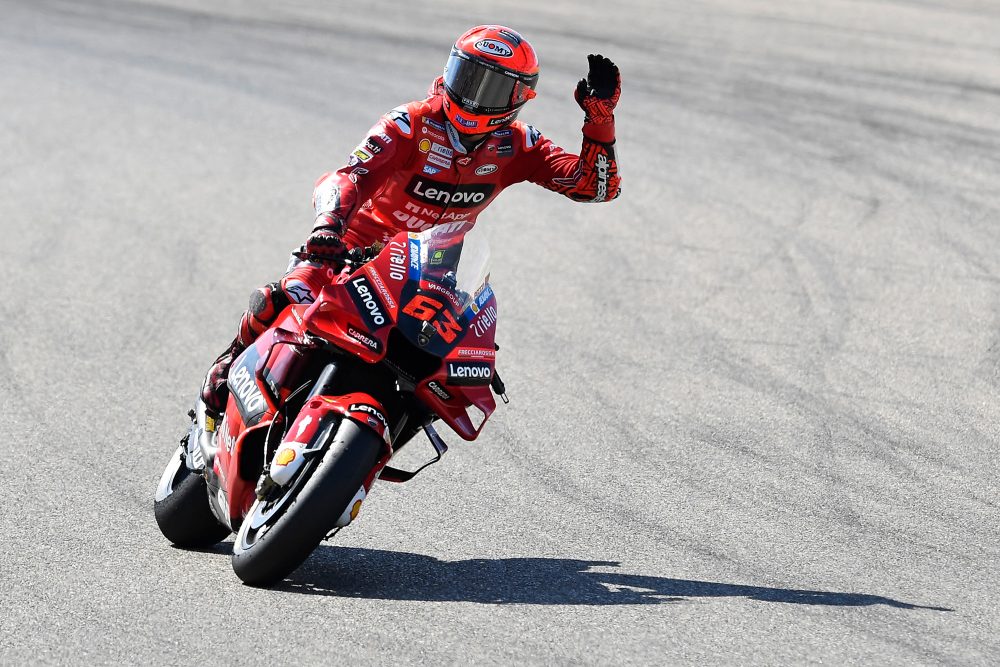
[
  {"left": 312, "top": 101, "right": 427, "bottom": 225},
  {"left": 385, "top": 95, "right": 443, "bottom": 139},
  {"left": 509, "top": 121, "right": 546, "bottom": 152}
]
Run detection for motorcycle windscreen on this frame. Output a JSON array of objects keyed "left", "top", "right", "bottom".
[{"left": 394, "top": 226, "right": 493, "bottom": 357}]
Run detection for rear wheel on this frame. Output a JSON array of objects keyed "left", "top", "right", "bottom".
[
  {"left": 231, "top": 418, "right": 383, "bottom": 586},
  {"left": 154, "top": 444, "right": 231, "bottom": 547}
]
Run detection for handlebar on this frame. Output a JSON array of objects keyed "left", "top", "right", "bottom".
[{"left": 292, "top": 241, "right": 386, "bottom": 272}]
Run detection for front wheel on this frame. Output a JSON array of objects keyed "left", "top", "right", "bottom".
[
  {"left": 154, "top": 444, "right": 231, "bottom": 547},
  {"left": 231, "top": 418, "right": 383, "bottom": 586}
]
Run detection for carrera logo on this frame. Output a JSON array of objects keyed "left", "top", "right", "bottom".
[
  {"left": 446, "top": 361, "right": 493, "bottom": 386},
  {"left": 348, "top": 276, "right": 388, "bottom": 329},
  {"left": 426, "top": 152, "right": 452, "bottom": 169},
  {"left": 405, "top": 177, "right": 495, "bottom": 209},
  {"left": 347, "top": 325, "right": 381, "bottom": 352},
  {"left": 474, "top": 39, "right": 513, "bottom": 58},
  {"left": 475, "top": 164, "right": 498, "bottom": 176}
]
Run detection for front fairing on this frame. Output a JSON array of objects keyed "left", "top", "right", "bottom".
[
  {"left": 394, "top": 226, "right": 493, "bottom": 357},
  {"left": 301, "top": 226, "right": 501, "bottom": 439}
]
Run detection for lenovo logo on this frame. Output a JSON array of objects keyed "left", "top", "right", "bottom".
[
  {"left": 446, "top": 361, "right": 492, "bottom": 386},
  {"left": 405, "top": 176, "right": 495, "bottom": 209}
]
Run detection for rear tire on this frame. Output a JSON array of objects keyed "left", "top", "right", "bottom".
[
  {"left": 154, "top": 445, "right": 231, "bottom": 547},
  {"left": 231, "top": 418, "right": 382, "bottom": 587}
]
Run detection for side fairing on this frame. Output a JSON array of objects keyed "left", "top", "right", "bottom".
[
  {"left": 227, "top": 342, "right": 270, "bottom": 427},
  {"left": 413, "top": 284, "right": 499, "bottom": 440},
  {"left": 302, "top": 248, "right": 407, "bottom": 362}
]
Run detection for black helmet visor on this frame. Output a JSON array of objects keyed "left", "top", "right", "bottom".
[{"left": 443, "top": 51, "right": 538, "bottom": 115}]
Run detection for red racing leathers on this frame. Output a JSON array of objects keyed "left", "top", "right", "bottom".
[
  {"left": 200, "top": 79, "right": 620, "bottom": 412},
  {"left": 312, "top": 79, "right": 621, "bottom": 249}
]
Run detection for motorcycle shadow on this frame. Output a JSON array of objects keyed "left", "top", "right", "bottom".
[{"left": 273, "top": 546, "right": 951, "bottom": 609}]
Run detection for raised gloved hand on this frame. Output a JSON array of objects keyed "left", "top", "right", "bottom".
[
  {"left": 303, "top": 213, "right": 347, "bottom": 262},
  {"left": 575, "top": 54, "right": 621, "bottom": 125}
]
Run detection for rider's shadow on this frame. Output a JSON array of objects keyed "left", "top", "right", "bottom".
[{"left": 274, "top": 546, "right": 951, "bottom": 610}]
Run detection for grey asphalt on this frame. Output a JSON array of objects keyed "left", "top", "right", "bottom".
[{"left": 1, "top": 0, "right": 998, "bottom": 664}]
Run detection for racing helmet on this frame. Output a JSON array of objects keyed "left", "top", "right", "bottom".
[{"left": 442, "top": 25, "right": 539, "bottom": 135}]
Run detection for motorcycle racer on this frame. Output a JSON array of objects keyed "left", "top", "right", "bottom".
[{"left": 201, "top": 25, "right": 622, "bottom": 414}]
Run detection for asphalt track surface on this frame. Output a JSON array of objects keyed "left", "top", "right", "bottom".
[{"left": 2, "top": 0, "right": 999, "bottom": 664}]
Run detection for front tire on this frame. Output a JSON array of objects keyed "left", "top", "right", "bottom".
[
  {"left": 154, "top": 445, "right": 231, "bottom": 547},
  {"left": 231, "top": 418, "right": 383, "bottom": 586}
]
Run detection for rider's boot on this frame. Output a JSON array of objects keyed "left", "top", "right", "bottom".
[{"left": 200, "top": 335, "right": 244, "bottom": 414}]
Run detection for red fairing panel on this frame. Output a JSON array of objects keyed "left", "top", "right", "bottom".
[
  {"left": 414, "top": 288, "right": 499, "bottom": 440},
  {"left": 291, "top": 393, "right": 392, "bottom": 446},
  {"left": 283, "top": 392, "right": 394, "bottom": 491},
  {"left": 217, "top": 308, "right": 314, "bottom": 523},
  {"left": 300, "top": 239, "right": 410, "bottom": 363}
]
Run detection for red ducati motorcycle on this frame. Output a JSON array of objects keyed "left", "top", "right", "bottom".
[{"left": 153, "top": 225, "right": 505, "bottom": 586}]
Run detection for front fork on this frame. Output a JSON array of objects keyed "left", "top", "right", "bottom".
[
  {"left": 184, "top": 398, "right": 219, "bottom": 474},
  {"left": 250, "top": 358, "right": 394, "bottom": 527},
  {"left": 250, "top": 360, "right": 453, "bottom": 528},
  {"left": 184, "top": 398, "right": 233, "bottom": 529}
]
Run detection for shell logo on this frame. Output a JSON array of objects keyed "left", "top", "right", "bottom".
[
  {"left": 275, "top": 448, "right": 296, "bottom": 466},
  {"left": 350, "top": 499, "right": 363, "bottom": 521},
  {"left": 418, "top": 138, "right": 432, "bottom": 153}
]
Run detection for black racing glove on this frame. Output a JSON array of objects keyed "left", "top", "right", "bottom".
[
  {"left": 574, "top": 54, "right": 621, "bottom": 125},
  {"left": 303, "top": 213, "right": 347, "bottom": 262}
]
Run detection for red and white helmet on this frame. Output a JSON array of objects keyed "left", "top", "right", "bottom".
[{"left": 442, "top": 25, "right": 539, "bottom": 135}]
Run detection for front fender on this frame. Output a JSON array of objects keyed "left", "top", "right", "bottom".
[{"left": 269, "top": 392, "right": 392, "bottom": 487}]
